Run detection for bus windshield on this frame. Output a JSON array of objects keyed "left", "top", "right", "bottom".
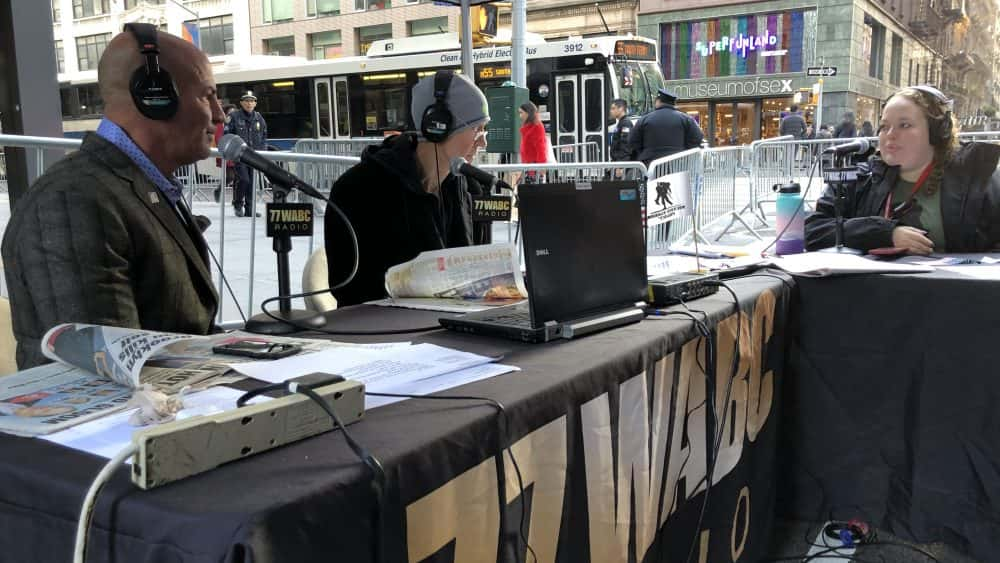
[{"left": 612, "top": 61, "right": 665, "bottom": 116}]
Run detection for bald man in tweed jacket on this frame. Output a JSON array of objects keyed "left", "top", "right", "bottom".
[{"left": 2, "top": 28, "right": 221, "bottom": 369}]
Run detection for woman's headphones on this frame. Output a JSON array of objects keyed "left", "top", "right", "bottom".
[
  {"left": 420, "top": 70, "right": 455, "bottom": 143},
  {"left": 909, "top": 84, "right": 954, "bottom": 146},
  {"left": 124, "top": 23, "right": 179, "bottom": 121}
]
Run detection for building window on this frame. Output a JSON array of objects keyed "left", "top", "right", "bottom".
[
  {"left": 409, "top": 16, "right": 447, "bottom": 37},
  {"left": 73, "top": 0, "right": 109, "bottom": 19},
  {"left": 76, "top": 33, "right": 110, "bottom": 71},
  {"left": 55, "top": 40, "right": 64, "bottom": 73},
  {"left": 125, "top": 0, "right": 165, "bottom": 5},
  {"left": 264, "top": 36, "right": 295, "bottom": 56},
  {"left": 355, "top": 0, "right": 386, "bottom": 12},
  {"left": 908, "top": 58, "right": 913, "bottom": 85},
  {"left": 263, "top": 0, "right": 294, "bottom": 23},
  {"left": 307, "top": 0, "right": 340, "bottom": 17},
  {"left": 357, "top": 23, "right": 391, "bottom": 55},
  {"left": 51, "top": 0, "right": 60, "bottom": 23},
  {"left": 890, "top": 34, "right": 903, "bottom": 85},
  {"left": 309, "top": 30, "right": 342, "bottom": 59},
  {"left": 863, "top": 14, "right": 885, "bottom": 80},
  {"left": 189, "top": 15, "right": 233, "bottom": 55}
]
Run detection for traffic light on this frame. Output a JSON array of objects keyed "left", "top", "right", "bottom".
[{"left": 472, "top": 4, "right": 498, "bottom": 37}]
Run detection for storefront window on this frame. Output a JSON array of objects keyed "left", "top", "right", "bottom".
[
  {"left": 676, "top": 102, "right": 709, "bottom": 136},
  {"left": 761, "top": 98, "right": 786, "bottom": 139},
  {"left": 856, "top": 95, "right": 879, "bottom": 134}
]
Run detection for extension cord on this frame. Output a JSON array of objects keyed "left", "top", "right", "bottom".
[{"left": 130, "top": 378, "right": 365, "bottom": 489}]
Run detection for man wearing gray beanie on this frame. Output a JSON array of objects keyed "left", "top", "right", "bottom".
[{"left": 324, "top": 71, "right": 490, "bottom": 306}]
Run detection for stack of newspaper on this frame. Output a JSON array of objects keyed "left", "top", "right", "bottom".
[{"left": 369, "top": 243, "right": 527, "bottom": 312}]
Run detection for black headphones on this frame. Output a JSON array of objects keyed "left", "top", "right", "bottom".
[
  {"left": 420, "top": 70, "right": 455, "bottom": 143},
  {"left": 125, "top": 23, "right": 179, "bottom": 121},
  {"left": 909, "top": 84, "right": 954, "bottom": 146}
]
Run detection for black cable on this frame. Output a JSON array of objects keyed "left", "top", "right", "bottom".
[
  {"left": 761, "top": 151, "right": 821, "bottom": 256},
  {"left": 365, "top": 391, "right": 538, "bottom": 563},
  {"left": 239, "top": 380, "right": 387, "bottom": 563},
  {"left": 295, "top": 385, "right": 386, "bottom": 563},
  {"left": 682, "top": 282, "right": 742, "bottom": 563}
]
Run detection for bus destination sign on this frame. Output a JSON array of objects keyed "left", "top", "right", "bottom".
[{"left": 614, "top": 40, "right": 656, "bottom": 61}]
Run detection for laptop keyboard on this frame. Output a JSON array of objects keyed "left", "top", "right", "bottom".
[{"left": 473, "top": 303, "right": 532, "bottom": 327}]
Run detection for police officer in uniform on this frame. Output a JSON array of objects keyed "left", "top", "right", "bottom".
[
  {"left": 226, "top": 91, "right": 267, "bottom": 217},
  {"left": 608, "top": 98, "right": 633, "bottom": 178},
  {"left": 628, "top": 88, "right": 704, "bottom": 166}
]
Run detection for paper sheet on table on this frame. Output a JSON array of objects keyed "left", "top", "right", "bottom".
[
  {"left": 936, "top": 265, "right": 1000, "bottom": 280},
  {"left": 768, "top": 252, "right": 934, "bottom": 276},
  {"left": 647, "top": 255, "right": 769, "bottom": 278},
  {"left": 364, "top": 363, "right": 519, "bottom": 409},
  {"left": 231, "top": 343, "right": 500, "bottom": 387},
  {"left": 42, "top": 387, "right": 270, "bottom": 460}
]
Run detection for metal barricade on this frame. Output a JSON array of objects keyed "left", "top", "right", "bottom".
[
  {"left": 702, "top": 146, "right": 758, "bottom": 242},
  {"left": 749, "top": 136, "right": 871, "bottom": 227},
  {"left": 551, "top": 141, "right": 600, "bottom": 164}
]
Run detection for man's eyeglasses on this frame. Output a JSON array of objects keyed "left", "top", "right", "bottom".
[{"left": 474, "top": 129, "right": 489, "bottom": 141}]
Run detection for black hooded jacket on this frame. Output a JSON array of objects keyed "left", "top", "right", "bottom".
[
  {"left": 324, "top": 133, "right": 474, "bottom": 306},
  {"left": 804, "top": 142, "right": 1000, "bottom": 252}
]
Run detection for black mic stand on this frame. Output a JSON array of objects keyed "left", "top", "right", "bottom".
[
  {"left": 244, "top": 185, "right": 328, "bottom": 335},
  {"left": 819, "top": 153, "right": 863, "bottom": 255}
]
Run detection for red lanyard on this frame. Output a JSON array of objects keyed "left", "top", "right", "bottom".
[{"left": 884, "top": 162, "right": 934, "bottom": 219}]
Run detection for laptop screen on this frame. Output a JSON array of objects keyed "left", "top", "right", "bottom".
[{"left": 518, "top": 180, "right": 647, "bottom": 325}]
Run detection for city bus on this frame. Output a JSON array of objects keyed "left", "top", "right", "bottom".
[{"left": 58, "top": 34, "right": 665, "bottom": 157}]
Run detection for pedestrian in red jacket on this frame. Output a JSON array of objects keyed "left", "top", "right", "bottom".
[{"left": 519, "top": 102, "right": 548, "bottom": 183}]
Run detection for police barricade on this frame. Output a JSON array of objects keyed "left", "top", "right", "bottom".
[
  {"left": 551, "top": 141, "right": 601, "bottom": 164},
  {"left": 748, "top": 136, "right": 865, "bottom": 228},
  {"left": 294, "top": 138, "right": 384, "bottom": 207},
  {"left": 701, "top": 145, "right": 758, "bottom": 242}
]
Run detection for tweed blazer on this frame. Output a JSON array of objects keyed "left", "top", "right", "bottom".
[{"left": 2, "top": 134, "right": 218, "bottom": 369}]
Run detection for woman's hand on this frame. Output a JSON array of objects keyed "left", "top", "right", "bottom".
[{"left": 891, "top": 226, "right": 934, "bottom": 255}]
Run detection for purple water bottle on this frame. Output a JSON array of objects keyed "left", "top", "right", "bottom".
[{"left": 774, "top": 183, "right": 805, "bottom": 255}]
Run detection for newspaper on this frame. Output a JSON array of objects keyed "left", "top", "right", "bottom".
[
  {"left": 0, "top": 323, "right": 377, "bottom": 437},
  {"left": 375, "top": 243, "right": 527, "bottom": 311}
]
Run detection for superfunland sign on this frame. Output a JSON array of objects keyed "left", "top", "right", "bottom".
[{"left": 695, "top": 30, "right": 779, "bottom": 58}]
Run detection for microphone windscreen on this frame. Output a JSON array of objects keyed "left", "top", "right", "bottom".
[
  {"left": 449, "top": 156, "right": 466, "bottom": 177},
  {"left": 218, "top": 134, "right": 246, "bottom": 161}
]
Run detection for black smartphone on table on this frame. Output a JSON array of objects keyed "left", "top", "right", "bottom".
[{"left": 212, "top": 340, "right": 302, "bottom": 360}]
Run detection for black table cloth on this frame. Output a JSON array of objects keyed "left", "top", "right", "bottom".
[
  {"left": 779, "top": 266, "right": 1000, "bottom": 561},
  {"left": 0, "top": 275, "right": 790, "bottom": 563}
]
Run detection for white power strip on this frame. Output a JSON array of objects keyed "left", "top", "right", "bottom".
[
  {"left": 130, "top": 378, "right": 365, "bottom": 489},
  {"left": 805, "top": 522, "right": 856, "bottom": 562}
]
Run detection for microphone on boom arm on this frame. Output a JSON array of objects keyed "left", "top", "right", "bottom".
[{"left": 218, "top": 134, "right": 327, "bottom": 201}]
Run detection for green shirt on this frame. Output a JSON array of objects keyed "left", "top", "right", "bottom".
[{"left": 891, "top": 178, "right": 946, "bottom": 249}]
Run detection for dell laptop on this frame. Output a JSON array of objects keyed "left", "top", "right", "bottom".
[{"left": 440, "top": 180, "right": 647, "bottom": 342}]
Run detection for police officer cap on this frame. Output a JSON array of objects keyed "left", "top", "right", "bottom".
[
  {"left": 656, "top": 88, "right": 678, "bottom": 104},
  {"left": 240, "top": 91, "right": 257, "bottom": 101}
]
